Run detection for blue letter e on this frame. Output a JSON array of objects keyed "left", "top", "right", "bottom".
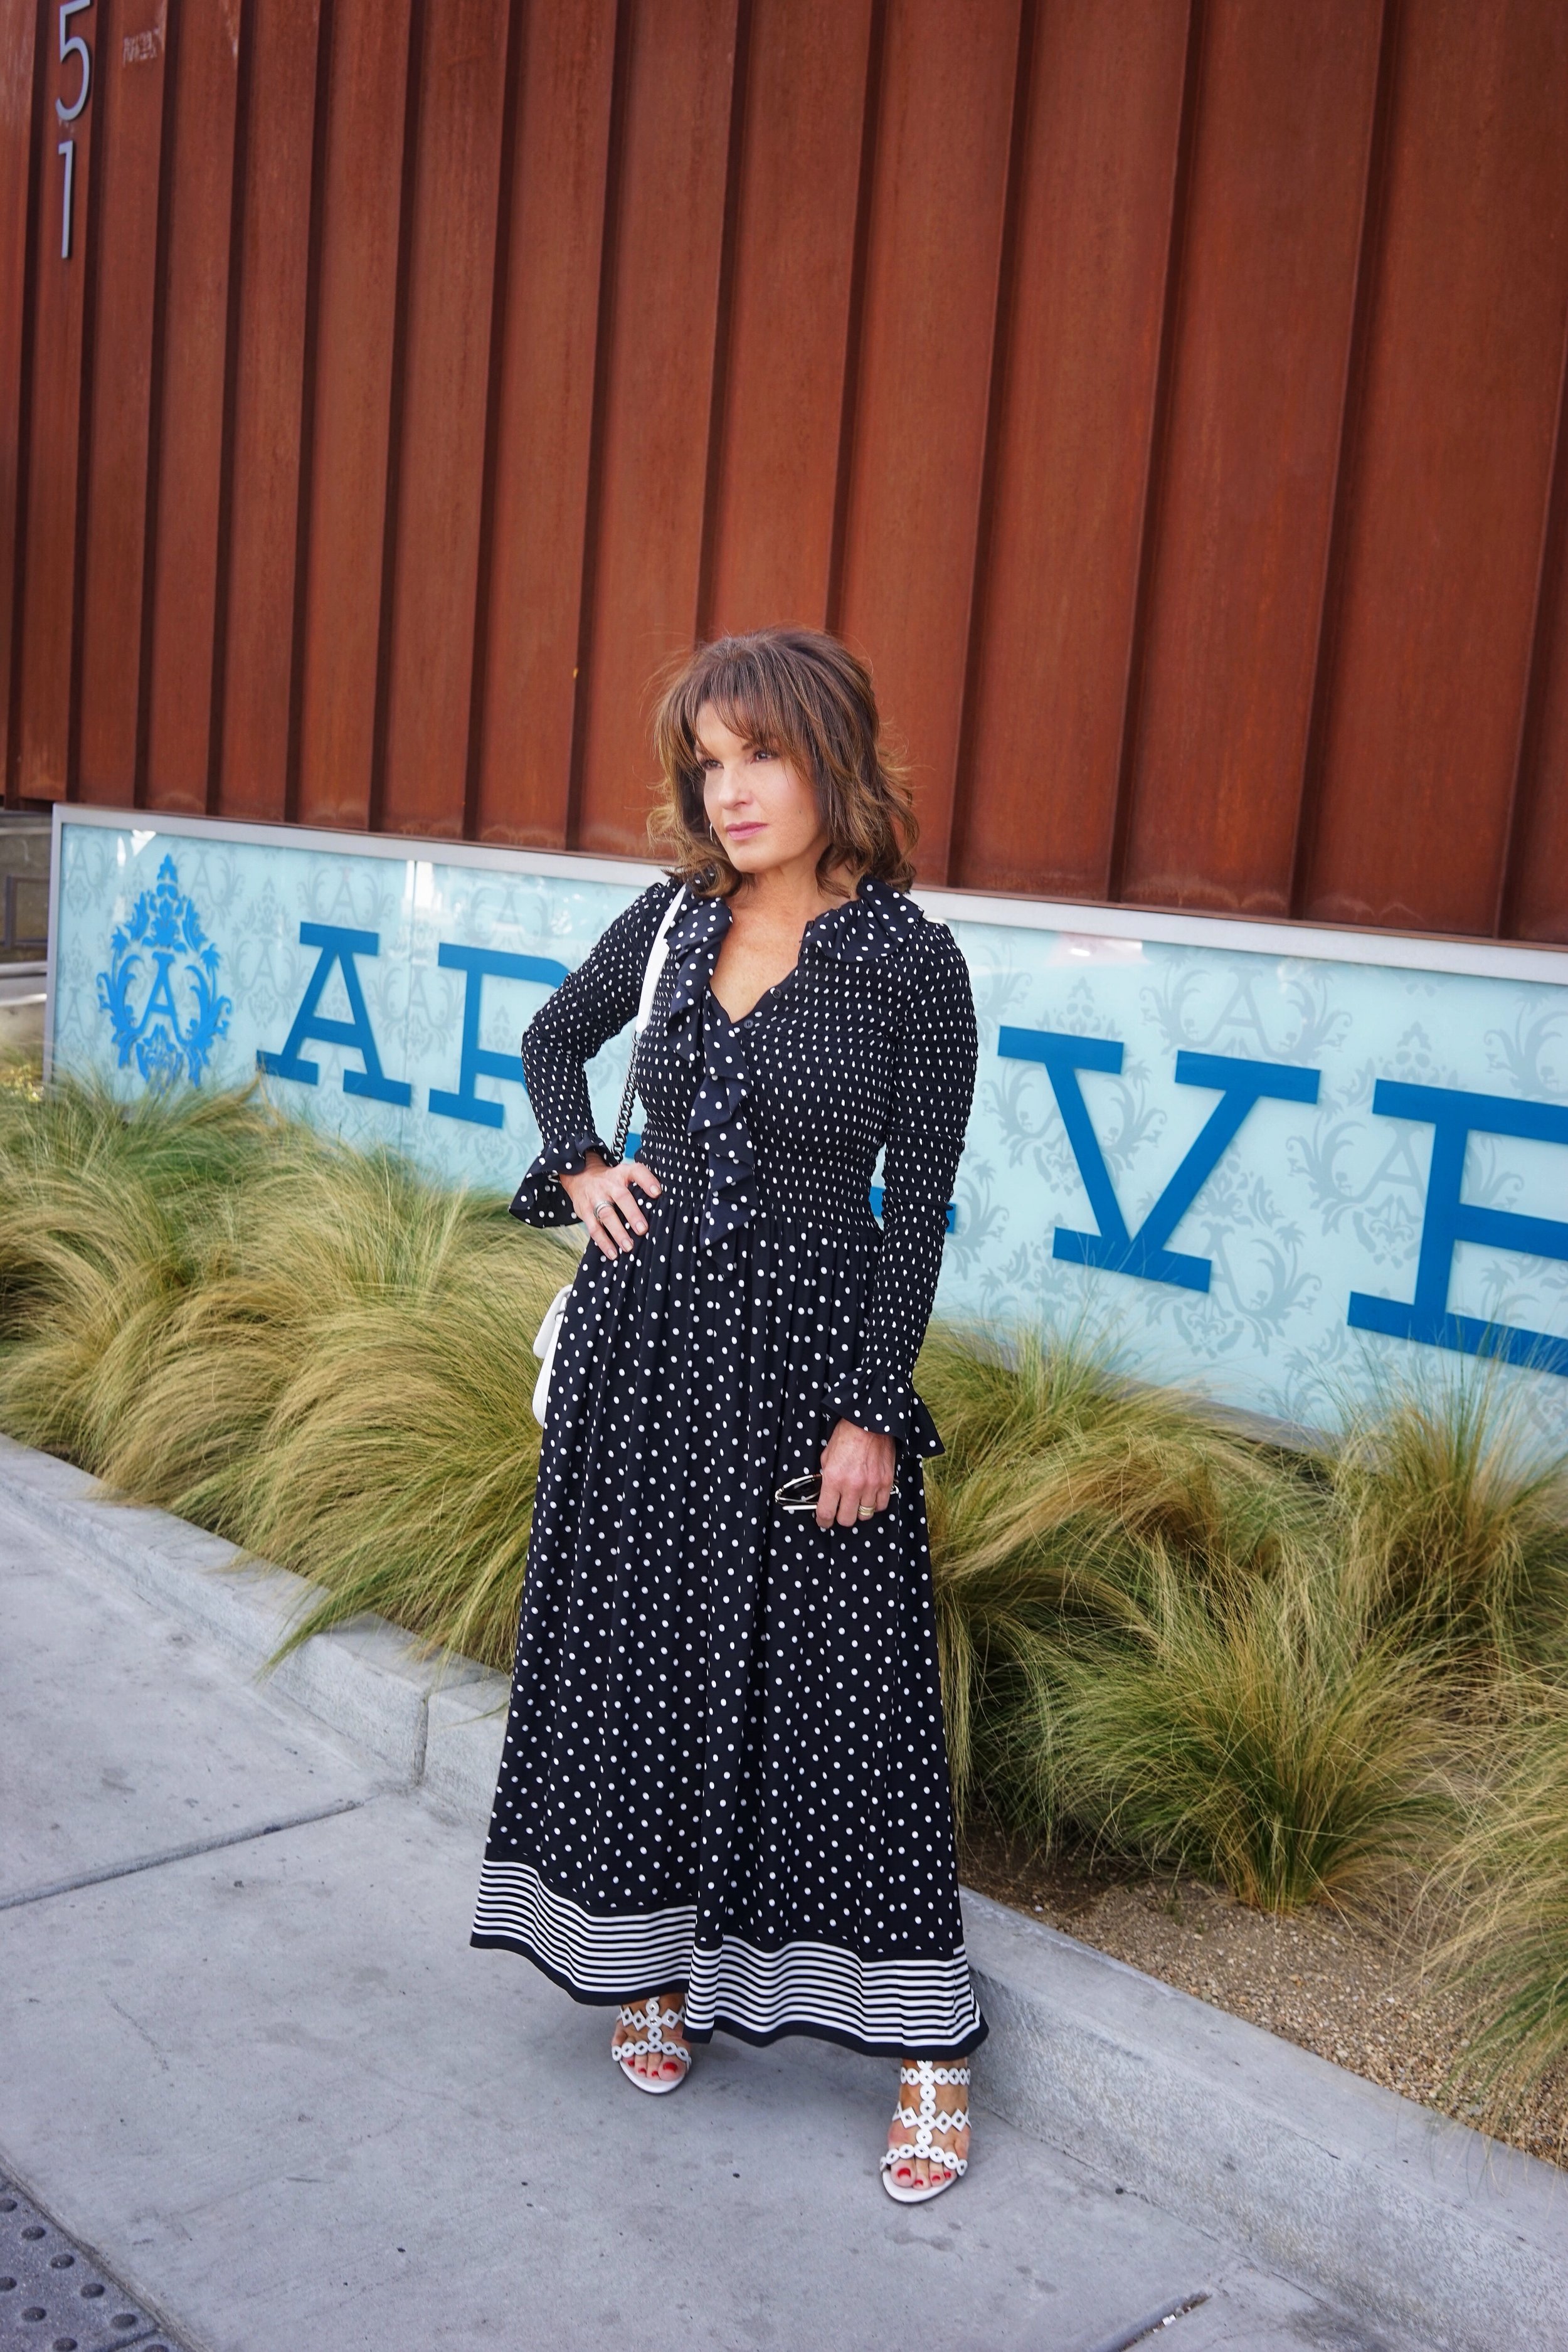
[
  {"left": 1347, "top": 1081, "right": 1568, "bottom": 1377},
  {"left": 257, "top": 923, "right": 411, "bottom": 1106}
]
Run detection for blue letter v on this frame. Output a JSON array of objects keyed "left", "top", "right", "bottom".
[{"left": 999, "top": 1029, "right": 1319, "bottom": 1295}]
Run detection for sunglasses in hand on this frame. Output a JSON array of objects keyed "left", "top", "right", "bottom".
[{"left": 772, "top": 1471, "right": 901, "bottom": 1513}]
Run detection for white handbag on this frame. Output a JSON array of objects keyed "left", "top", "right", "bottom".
[
  {"left": 529, "top": 886, "right": 688, "bottom": 1426},
  {"left": 529, "top": 1283, "right": 573, "bottom": 1425}
]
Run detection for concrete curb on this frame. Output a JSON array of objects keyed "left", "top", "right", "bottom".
[
  {"left": 0, "top": 1436, "right": 487, "bottom": 1782},
  {"left": 5, "top": 1433, "right": 1564, "bottom": 2352},
  {"left": 967, "top": 1899, "right": 1565, "bottom": 2352}
]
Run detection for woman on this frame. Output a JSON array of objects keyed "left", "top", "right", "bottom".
[{"left": 472, "top": 627, "right": 982, "bottom": 2201}]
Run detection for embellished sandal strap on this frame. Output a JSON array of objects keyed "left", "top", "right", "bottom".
[
  {"left": 886, "top": 2057, "right": 971, "bottom": 2175},
  {"left": 613, "top": 1993, "right": 690, "bottom": 2066}
]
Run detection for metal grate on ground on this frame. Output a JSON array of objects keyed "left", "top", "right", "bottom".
[{"left": 0, "top": 2180, "right": 189, "bottom": 2352}]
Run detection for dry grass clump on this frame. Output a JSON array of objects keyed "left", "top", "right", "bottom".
[
  {"left": 918, "top": 1322, "right": 1568, "bottom": 2086},
  {"left": 916, "top": 1323, "right": 1310, "bottom": 1775},
  {"left": 0, "top": 1076, "right": 280, "bottom": 1464},
  {"left": 1426, "top": 1687, "right": 1568, "bottom": 2144},
  {"left": 1328, "top": 1370, "right": 1568, "bottom": 1671},
  {"left": 3, "top": 1079, "right": 1567, "bottom": 2117},
  {"left": 0, "top": 1076, "right": 573, "bottom": 1668},
  {"left": 918, "top": 1324, "right": 1449, "bottom": 1913},
  {"left": 203, "top": 1194, "right": 560, "bottom": 1666},
  {"left": 1037, "top": 1550, "right": 1448, "bottom": 1912}
]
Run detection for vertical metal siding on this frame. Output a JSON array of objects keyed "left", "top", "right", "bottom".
[
  {"left": 952, "top": 0, "right": 1190, "bottom": 903},
  {"left": 1118, "top": 0, "right": 1384, "bottom": 918},
  {"left": 0, "top": 1, "right": 37, "bottom": 805},
  {"left": 4, "top": 0, "right": 1568, "bottom": 943},
  {"left": 139, "top": 0, "right": 241, "bottom": 815},
  {"left": 292, "top": 0, "right": 410, "bottom": 832},
  {"left": 75, "top": 1, "right": 170, "bottom": 808},
  {"left": 469, "top": 0, "right": 616, "bottom": 848},
  {"left": 701, "top": 0, "right": 872, "bottom": 642},
  {"left": 216, "top": 0, "right": 322, "bottom": 825}
]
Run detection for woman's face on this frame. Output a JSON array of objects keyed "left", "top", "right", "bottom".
[{"left": 696, "top": 706, "right": 832, "bottom": 879}]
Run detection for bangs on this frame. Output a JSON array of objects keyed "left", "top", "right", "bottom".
[{"left": 667, "top": 645, "right": 810, "bottom": 775}]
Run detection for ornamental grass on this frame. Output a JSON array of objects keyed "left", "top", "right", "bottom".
[
  {"left": 3, "top": 1077, "right": 1566, "bottom": 2106},
  {"left": 0, "top": 1077, "right": 573, "bottom": 1667},
  {"left": 916, "top": 1327, "right": 1452, "bottom": 1910},
  {"left": 1328, "top": 1370, "right": 1568, "bottom": 1673},
  {"left": 1414, "top": 1680, "right": 1568, "bottom": 2143}
]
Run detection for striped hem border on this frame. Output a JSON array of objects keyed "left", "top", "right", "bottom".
[{"left": 472, "top": 1858, "right": 986, "bottom": 2056}]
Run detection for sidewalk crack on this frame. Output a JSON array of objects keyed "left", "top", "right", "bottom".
[{"left": 0, "top": 1796, "right": 371, "bottom": 1912}]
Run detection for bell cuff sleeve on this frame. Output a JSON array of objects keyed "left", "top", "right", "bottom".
[
  {"left": 508, "top": 1130, "right": 612, "bottom": 1228},
  {"left": 824, "top": 1367, "right": 946, "bottom": 1459}
]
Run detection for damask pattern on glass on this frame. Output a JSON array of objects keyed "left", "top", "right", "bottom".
[{"left": 53, "top": 818, "right": 1568, "bottom": 1448}]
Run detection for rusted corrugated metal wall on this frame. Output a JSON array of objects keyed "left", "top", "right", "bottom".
[{"left": 5, "top": 0, "right": 1568, "bottom": 942}]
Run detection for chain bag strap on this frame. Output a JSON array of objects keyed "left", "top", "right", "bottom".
[{"left": 609, "top": 1037, "right": 641, "bottom": 1164}]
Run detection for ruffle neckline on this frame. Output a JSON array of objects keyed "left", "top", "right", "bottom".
[{"left": 660, "top": 874, "right": 924, "bottom": 1250}]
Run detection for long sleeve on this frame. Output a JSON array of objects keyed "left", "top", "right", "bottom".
[
  {"left": 509, "top": 876, "right": 682, "bottom": 1227},
  {"left": 825, "top": 920, "right": 978, "bottom": 1454}
]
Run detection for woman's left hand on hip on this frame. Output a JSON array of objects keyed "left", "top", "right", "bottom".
[{"left": 817, "top": 1420, "right": 897, "bottom": 1528}]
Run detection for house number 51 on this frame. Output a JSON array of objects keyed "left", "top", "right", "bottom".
[{"left": 56, "top": 0, "right": 92, "bottom": 261}]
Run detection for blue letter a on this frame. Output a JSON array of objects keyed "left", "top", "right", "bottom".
[{"left": 257, "top": 923, "right": 411, "bottom": 1106}]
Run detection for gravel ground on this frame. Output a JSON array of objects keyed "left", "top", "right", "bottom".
[{"left": 960, "top": 1825, "right": 1567, "bottom": 2170}]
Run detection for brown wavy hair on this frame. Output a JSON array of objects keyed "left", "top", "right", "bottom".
[{"left": 647, "top": 627, "right": 917, "bottom": 900}]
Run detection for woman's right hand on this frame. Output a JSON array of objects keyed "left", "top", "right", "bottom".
[{"left": 559, "top": 1152, "right": 663, "bottom": 1261}]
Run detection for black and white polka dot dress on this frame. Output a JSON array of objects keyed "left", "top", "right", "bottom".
[{"left": 471, "top": 871, "right": 986, "bottom": 2058}]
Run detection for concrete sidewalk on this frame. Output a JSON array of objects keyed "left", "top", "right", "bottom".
[{"left": 1, "top": 1493, "right": 1406, "bottom": 2352}]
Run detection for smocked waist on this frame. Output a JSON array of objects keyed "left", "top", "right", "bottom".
[{"left": 635, "top": 1126, "right": 879, "bottom": 1237}]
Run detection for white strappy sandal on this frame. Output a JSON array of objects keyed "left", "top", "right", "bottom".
[
  {"left": 611, "top": 1994, "right": 691, "bottom": 2095},
  {"left": 881, "top": 2060, "right": 970, "bottom": 2202}
]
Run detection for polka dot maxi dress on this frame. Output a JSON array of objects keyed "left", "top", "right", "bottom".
[{"left": 471, "top": 871, "right": 987, "bottom": 2058}]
